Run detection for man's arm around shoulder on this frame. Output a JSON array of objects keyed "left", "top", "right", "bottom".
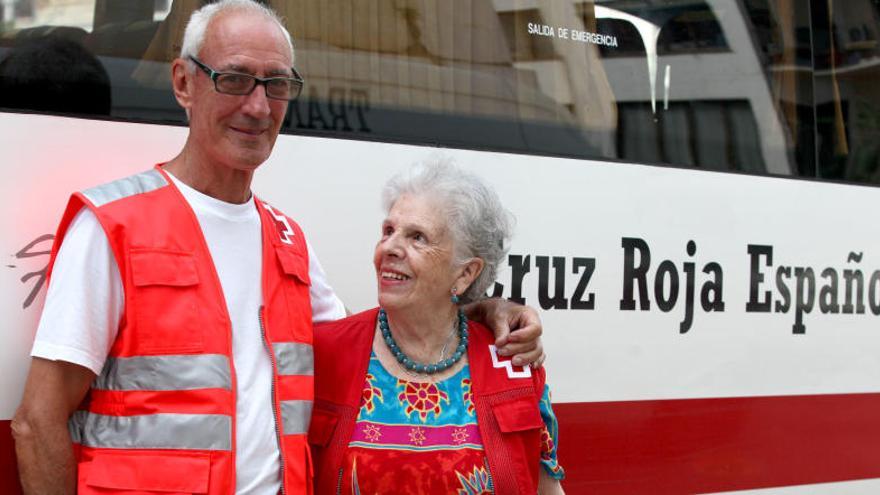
[
  {"left": 463, "top": 298, "right": 545, "bottom": 367},
  {"left": 12, "top": 358, "right": 95, "bottom": 495}
]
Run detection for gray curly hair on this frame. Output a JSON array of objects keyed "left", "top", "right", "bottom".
[{"left": 382, "top": 156, "right": 514, "bottom": 305}]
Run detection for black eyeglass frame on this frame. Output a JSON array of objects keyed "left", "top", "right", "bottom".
[{"left": 188, "top": 55, "right": 304, "bottom": 101}]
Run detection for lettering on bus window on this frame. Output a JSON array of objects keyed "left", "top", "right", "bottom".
[
  {"left": 526, "top": 22, "right": 619, "bottom": 47},
  {"left": 9, "top": 234, "right": 54, "bottom": 309},
  {"left": 288, "top": 87, "right": 370, "bottom": 133}
]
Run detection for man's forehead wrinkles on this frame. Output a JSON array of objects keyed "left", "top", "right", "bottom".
[
  {"left": 266, "top": 68, "right": 292, "bottom": 77},
  {"left": 225, "top": 63, "right": 255, "bottom": 74},
  {"left": 203, "top": 14, "right": 293, "bottom": 72},
  {"left": 215, "top": 60, "right": 291, "bottom": 77}
]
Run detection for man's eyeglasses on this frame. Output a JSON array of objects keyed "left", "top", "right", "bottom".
[{"left": 189, "top": 56, "right": 304, "bottom": 101}]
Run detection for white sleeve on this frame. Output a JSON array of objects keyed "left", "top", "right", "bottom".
[
  {"left": 30, "top": 208, "right": 124, "bottom": 375},
  {"left": 306, "top": 239, "right": 346, "bottom": 323}
]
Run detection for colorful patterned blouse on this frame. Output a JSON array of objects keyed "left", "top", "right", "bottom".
[{"left": 340, "top": 352, "right": 564, "bottom": 494}]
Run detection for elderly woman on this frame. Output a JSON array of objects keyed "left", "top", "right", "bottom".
[{"left": 309, "top": 160, "right": 565, "bottom": 494}]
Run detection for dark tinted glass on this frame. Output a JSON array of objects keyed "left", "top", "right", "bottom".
[{"left": 0, "top": 1, "right": 878, "bottom": 184}]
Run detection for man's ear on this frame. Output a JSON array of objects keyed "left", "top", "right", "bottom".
[{"left": 171, "top": 58, "right": 194, "bottom": 114}]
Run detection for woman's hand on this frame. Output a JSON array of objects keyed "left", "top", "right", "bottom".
[{"left": 463, "top": 298, "right": 545, "bottom": 367}]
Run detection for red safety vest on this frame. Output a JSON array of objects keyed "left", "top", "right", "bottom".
[
  {"left": 308, "top": 308, "right": 546, "bottom": 495},
  {"left": 46, "top": 166, "right": 314, "bottom": 495}
]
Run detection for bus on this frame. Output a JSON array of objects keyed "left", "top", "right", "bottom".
[{"left": 1, "top": 0, "right": 879, "bottom": 493}]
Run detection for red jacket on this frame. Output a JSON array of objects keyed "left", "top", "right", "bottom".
[
  {"left": 308, "top": 308, "right": 546, "bottom": 494},
  {"left": 47, "top": 166, "right": 315, "bottom": 495}
]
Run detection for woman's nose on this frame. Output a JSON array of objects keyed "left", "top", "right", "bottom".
[{"left": 380, "top": 234, "right": 404, "bottom": 258}]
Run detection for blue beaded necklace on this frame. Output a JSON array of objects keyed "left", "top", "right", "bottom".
[{"left": 378, "top": 308, "right": 469, "bottom": 374}]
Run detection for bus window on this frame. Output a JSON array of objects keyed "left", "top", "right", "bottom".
[
  {"left": 2, "top": 1, "right": 880, "bottom": 186},
  {"left": 811, "top": 0, "right": 880, "bottom": 184}
]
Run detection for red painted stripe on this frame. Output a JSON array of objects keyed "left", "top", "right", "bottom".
[
  {"left": 555, "top": 393, "right": 880, "bottom": 494},
  {"left": 4, "top": 394, "right": 878, "bottom": 494},
  {"left": 0, "top": 420, "right": 22, "bottom": 495}
]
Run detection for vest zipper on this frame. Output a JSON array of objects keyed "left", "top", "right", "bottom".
[
  {"left": 259, "top": 306, "right": 286, "bottom": 495},
  {"left": 336, "top": 468, "right": 343, "bottom": 495}
]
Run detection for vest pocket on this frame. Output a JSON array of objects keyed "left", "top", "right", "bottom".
[
  {"left": 129, "top": 250, "right": 203, "bottom": 353},
  {"left": 307, "top": 407, "right": 340, "bottom": 493},
  {"left": 275, "top": 247, "right": 313, "bottom": 342},
  {"left": 276, "top": 247, "right": 311, "bottom": 286},
  {"left": 490, "top": 395, "right": 543, "bottom": 495},
  {"left": 80, "top": 451, "right": 210, "bottom": 494},
  {"left": 491, "top": 395, "right": 543, "bottom": 433},
  {"left": 307, "top": 408, "right": 339, "bottom": 447}
]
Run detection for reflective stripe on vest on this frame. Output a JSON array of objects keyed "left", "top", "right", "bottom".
[
  {"left": 274, "top": 342, "right": 313, "bottom": 376},
  {"left": 69, "top": 411, "right": 232, "bottom": 450},
  {"left": 280, "top": 400, "right": 313, "bottom": 435},
  {"left": 93, "top": 354, "right": 232, "bottom": 391},
  {"left": 82, "top": 168, "right": 167, "bottom": 207},
  {"left": 275, "top": 343, "right": 314, "bottom": 435}
]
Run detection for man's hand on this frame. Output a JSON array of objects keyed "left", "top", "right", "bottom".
[{"left": 463, "top": 298, "right": 545, "bottom": 367}]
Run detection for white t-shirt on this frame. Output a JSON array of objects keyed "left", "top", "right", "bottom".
[{"left": 31, "top": 172, "right": 346, "bottom": 495}]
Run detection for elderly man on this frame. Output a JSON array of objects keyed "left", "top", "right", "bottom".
[{"left": 11, "top": 1, "right": 542, "bottom": 494}]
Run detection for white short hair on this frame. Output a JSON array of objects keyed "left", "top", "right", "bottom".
[
  {"left": 382, "top": 155, "right": 515, "bottom": 304},
  {"left": 180, "top": 0, "right": 294, "bottom": 70}
]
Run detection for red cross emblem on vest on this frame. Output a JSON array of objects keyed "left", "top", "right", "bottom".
[
  {"left": 488, "top": 344, "right": 531, "bottom": 379},
  {"left": 263, "top": 203, "right": 294, "bottom": 245}
]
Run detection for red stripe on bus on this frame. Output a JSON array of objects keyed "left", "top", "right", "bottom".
[
  {"left": 3, "top": 394, "right": 879, "bottom": 494},
  {"left": 555, "top": 393, "right": 880, "bottom": 494},
  {"left": 0, "top": 420, "right": 22, "bottom": 495}
]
